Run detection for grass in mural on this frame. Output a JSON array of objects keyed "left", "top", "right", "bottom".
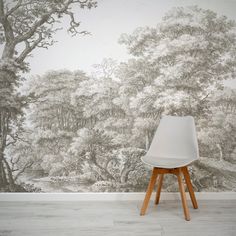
[{"left": 0, "top": 3, "right": 236, "bottom": 192}]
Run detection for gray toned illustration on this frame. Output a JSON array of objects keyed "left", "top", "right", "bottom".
[{"left": 0, "top": 0, "right": 236, "bottom": 192}]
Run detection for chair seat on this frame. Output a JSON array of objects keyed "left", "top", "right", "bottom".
[{"left": 141, "top": 155, "right": 195, "bottom": 169}]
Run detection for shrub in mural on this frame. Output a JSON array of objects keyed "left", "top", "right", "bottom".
[{"left": 0, "top": 3, "right": 236, "bottom": 192}]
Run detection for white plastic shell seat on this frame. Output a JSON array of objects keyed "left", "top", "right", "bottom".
[{"left": 141, "top": 116, "right": 199, "bottom": 169}]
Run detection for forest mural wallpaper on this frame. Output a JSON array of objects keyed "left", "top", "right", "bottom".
[{"left": 0, "top": 0, "right": 236, "bottom": 193}]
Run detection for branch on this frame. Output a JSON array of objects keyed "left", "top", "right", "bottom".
[
  {"left": 15, "top": 14, "right": 51, "bottom": 44},
  {"left": 14, "top": 161, "right": 34, "bottom": 181},
  {"left": 14, "top": 0, "right": 73, "bottom": 44},
  {"left": 65, "top": 9, "right": 90, "bottom": 36},
  {"left": 1, "top": 0, "right": 96, "bottom": 62},
  {"left": 0, "top": 0, "right": 17, "bottom": 59},
  {"left": 201, "top": 93, "right": 210, "bottom": 102},
  {"left": 6, "top": 0, "right": 23, "bottom": 17},
  {"left": 16, "top": 32, "right": 44, "bottom": 63},
  {"left": 0, "top": 1, "right": 14, "bottom": 42},
  {"left": 14, "top": 0, "right": 97, "bottom": 44},
  {"left": 10, "top": 154, "right": 20, "bottom": 173},
  {"left": 0, "top": 0, "right": 4, "bottom": 18},
  {"left": 6, "top": 133, "right": 19, "bottom": 147}
]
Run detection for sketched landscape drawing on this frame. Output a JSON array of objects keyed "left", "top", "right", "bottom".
[{"left": 0, "top": 0, "right": 236, "bottom": 192}]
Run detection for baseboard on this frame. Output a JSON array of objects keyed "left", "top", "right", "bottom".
[{"left": 0, "top": 192, "right": 235, "bottom": 201}]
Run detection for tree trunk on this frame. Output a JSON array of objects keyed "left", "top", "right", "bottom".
[
  {"left": 105, "top": 158, "right": 116, "bottom": 170},
  {"left": 1, "top": 161, "right": 7, "bottom": 185},
  {"left": 0, "top": 163, "right": 3, "bottom": 187},
  {"left": 0, "top": 68, "right": 17, "bottom": 191},
  {"left": 120, "top": 167, "right": 133, "bottom": 184},
  {"left": 216, "top": 143, "right": 223, "bottom": 161},
  {"left": 93, "top": 162, "right": 115, "bottom": 181},
  {"left": 3, "top": 158, "right": 16, "bottom": 191},
  {"left": 0, "top": 156, "right": 7, "bottom": 189},
  {"left": 90, "top": 153, "right": 115, "bottom": 181},
  {"left": 145, "top": 131, "right": 150, "bottom": 151},
  {"left": 0, "top": 113, "right": 8, "bottom": 190}
]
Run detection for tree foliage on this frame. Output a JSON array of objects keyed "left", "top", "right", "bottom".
[
  {"left": 0, "top": 0, "right": 96, "bottom": 191},
  {"left": 120, "top": 6, "right": 236, "bottom": 117},
  {"left": 1, "top": 5, "right": 236, "bottom": 192}
]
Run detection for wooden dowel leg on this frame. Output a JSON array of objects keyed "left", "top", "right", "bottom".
[
  {"left": 177, "top": 170, "right": 190, "bottom": 221},
  {"left": 155, "top": 174, "right": 164, "bottom": 205},
  {"left": 140, "top": 168, "right": 158, "bottom": 216},
  {"left": 182, "top": 166, "right": 198, "bottom": 209}
]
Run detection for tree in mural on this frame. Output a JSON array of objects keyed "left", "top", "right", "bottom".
[
  {"left": 119, "top": 6, "right": 236, "bottom": 118},
  {"left": 116, "top": 59, "right": 161, "bottom": 150},
  {"left": 22, "top": 70, "right": 88, "bottom": 176},
  {"left": 192, "top": 87, "right": 236, "bottom": 191},
  {"left": 199, "top": 88, "right": 236, "bottom": 162},
  {"left": 0, "top": 0, "right": 97, "bottom": 191},
  {"left": 118, "top": 6, "right": 236, "bottom": 191},
  {"left": 70, "top": 128, "right": 117, "bottom": 181},
  {"left": 6, "top": 127, "right": 37, "bottom": 183},
  {"left": 70, "top": 60, "right": 143, "bottom": 190}
]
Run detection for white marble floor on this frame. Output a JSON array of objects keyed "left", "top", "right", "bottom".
[{"left": 0, "top": 200, "right": 235, "bottom": 236}]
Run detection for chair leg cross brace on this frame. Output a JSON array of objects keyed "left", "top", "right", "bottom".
[{"left": 140, "top": 166, "right": 198, "bottom": 221}]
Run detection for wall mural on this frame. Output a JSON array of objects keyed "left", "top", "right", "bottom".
[{"left": 0, "top": 0, "right": 236, "bottom": 192}]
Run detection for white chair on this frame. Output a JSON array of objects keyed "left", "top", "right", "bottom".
[{"left": 140, "top": 116, "right": 199, "bottom": 221}]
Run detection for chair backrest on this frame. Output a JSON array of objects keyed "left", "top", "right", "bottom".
[{"left": 146, "top": 116, "right": 199, "bottom": 161}]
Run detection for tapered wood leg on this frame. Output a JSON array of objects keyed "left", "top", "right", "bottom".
[
  {"left": 140, "top": 168, "right": 158, "bottom": 215},
  {"left": 182, "top": 166, "right": 198, "bottom": 209},
  {"left": 177, "top": 170, "right": 190, "bottom": 221},
  {"left": 155, "top": 174, "right": 164, "bottom": 205}
]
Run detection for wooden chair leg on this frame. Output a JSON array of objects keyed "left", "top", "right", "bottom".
[
  {"left": 182, "top": 166, "right": 198, "bottom": 209},
  {"left": 155, "top": 174, "right": 164, "bottom": 205},
  {"left": 140, "top": 168, "right": 158, "bottom": 215},
  {"left": 177, "top": 169, "right": 190, "bottom": 221}
]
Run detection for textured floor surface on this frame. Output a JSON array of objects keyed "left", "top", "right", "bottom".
[{"left": 0, "top": 200, "right": 235, "bottom": 236}]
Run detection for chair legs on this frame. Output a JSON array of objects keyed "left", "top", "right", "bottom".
[
  {"left": 140, "top": 166, "right": 197, "bottom": 221},
  {"left": 182, "top": 166, "right": 198, "bottom": 209},
  {"left": 155, "top": 174, "right": 164, "bottom": 205},
  {"left": 140, "top": 168, "right": 158, "bottom": 215},
  {"left": 177, "top": 169, "right": 190, "bottom": 221}
]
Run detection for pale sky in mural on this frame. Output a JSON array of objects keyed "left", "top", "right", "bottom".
[{"left": 2, "top": 0, "right": 236, "bottom": 86}]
